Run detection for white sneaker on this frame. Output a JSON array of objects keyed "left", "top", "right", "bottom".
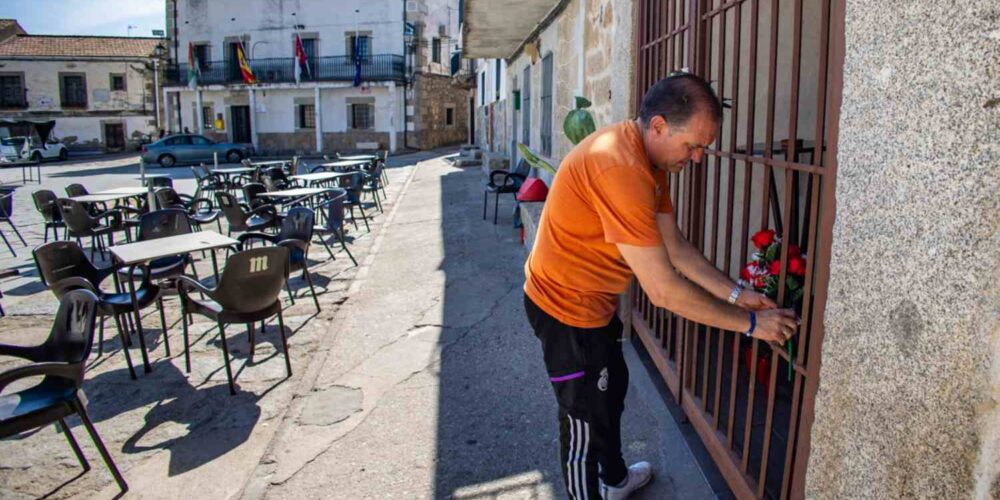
[{"left": 600, "top": 461, "right": 653, "bottom": 500}]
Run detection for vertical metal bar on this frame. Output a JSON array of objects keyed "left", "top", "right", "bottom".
[
  {"left": 667, "top": 0, "right": 676, "bottom": 72},
  {"left": 789, "top": 0, "right": 844, "bottom": 495}
]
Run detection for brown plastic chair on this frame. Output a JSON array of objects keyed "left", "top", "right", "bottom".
[
  {"left": 238, "top": 207, "right": 321, "bottom": 312},
  {"left": 215, "top": 192, "right": 279, "bottom": 236},
  {"left": 56, "top": 198, "right": 122, "bottom": 260},
  {"left": 177, "top": 246, "right": 291, "bottom": 394},
  {"left": 32, "top": 189, "right": 67, "bottom": 242},
  {"left": 0, "top": 290, "right": 128, "bottom": 495}
]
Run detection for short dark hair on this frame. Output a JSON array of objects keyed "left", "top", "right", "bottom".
[{"left": 638, "top": 73, "right": 722, "bottom": 129}]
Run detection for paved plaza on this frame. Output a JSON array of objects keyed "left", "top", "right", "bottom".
[{"left": 0, "top": 153, "right": 706, "bottom": 499}]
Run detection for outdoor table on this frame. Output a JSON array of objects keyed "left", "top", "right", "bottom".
[
  {"left": 321, "top": 159, "right": 369, "bottom": 171},
  {"left": 338, "top": 154, "right": 378, "bottom": 161},
  {"left": 290, "top": 171, "right": 354, "bottom": 185},
  {"left": 109, "top": 230, "right": 239, "bottom": 373},
  {"left": 250, "top": 160, "right": 289, "bottom": 168},
  {"left": 213, "top": 166, "right": 256, "bottom": 175},
  {"left": 0, "top": 160, "right": 41, "bottom": 184},
  {"left": 71, "top": 188, "right": 148, "bottom": 204},
  {"left": 97, "top": 187, "right": 150, "bottom": 196}
]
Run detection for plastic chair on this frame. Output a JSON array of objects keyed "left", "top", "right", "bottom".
[
  {"left": 483, "top": 158, "right": 530, "bottom": 224},
  {"left": 0, "top": 290, "right": 128, "bottom": 495},
  {"left": 33, "top": 240, "right": 166, "bottom": 380},
  {"left": 64, "top": 183, "right": 89, "bottom": 198},
  {"left": 177, "top": 246, "right": 291, "bottom": 394},
  {"left": 238, "top": 207, "right": 321, "bottom": 312},
  {"left": 191, "top": 165, "right": 225, "bottom": 198},
  {"left": 148, "top": 177, "right": 173, "bottom": 189},
  {"left": 361, "top": 162, "right": 386, "bottom": 213},
  {"left": 215, "top": 192, "right": 279, "bottom": 236},
  {"left": 0, "top": 188, "right": 26, "bottom": 256},
  {"left": 242, "top": 183, "right": 269, "bottom": 210},
  {"left": 32, "top": 189, "right": 67, "bottom": 242},
  {"left": 315, "top": 190, "right": 358, "bottom": 266},
  {"left": 336, "top": 172, "right": 370, "bottom": 232},
  {"left": 56, "top": 198, "right": 122, "bottom": 260},
  {"left": 118, "top": 209, "right": 197, "bottom": 285},
  {"left": 154, "top": 187, "right": 222, "bottom": 232}
]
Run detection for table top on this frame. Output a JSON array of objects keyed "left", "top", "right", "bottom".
[
  {"left": 213, "top": 167, "right": 256, "bottom": 174},
  {"left": 337, "top": 154, "right": 377, "bottom": 161},
  {"left": 110, "top": 231, "right": 238, "bottom": 266},
  {"left": 134, "top": 173, "right": 172, "bottom": 179},
  {"left": 251, "top": 160, "right": 289, "bottom": 167},
  {"left": 258, "top": 187, "right": 333, "bottom": 198},
  {"left": 291, "top": 171, "right": 353, "bottom": 183},
  {"left": 322, "top": 159, "right": 369, "bottom": 168},
  {"left": 97, "top": 187, "right": 149, "bottom": 196}
]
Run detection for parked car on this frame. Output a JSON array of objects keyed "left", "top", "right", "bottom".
[
  {"left": 0, "top": 136, "right": 69, "bottom": 162},
  {"left": 140, "top": 134, "right": 254, "bottom": 167}
]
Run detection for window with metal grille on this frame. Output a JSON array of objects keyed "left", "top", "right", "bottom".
[
  {"left": 540, "top": 53, "right": 553, "bottom": 156},
  {"left": 350, "top": 103, "right": 374, "bottom": 129},
  {"left": 60, "top": 74, "right": 87, "bottom": 108},
  {"left": 0, "top": 75, "right": 25, "bottom": 108},
  {"left": 521, "top": 65, "right": 531, "bottom": 146},
  {"left": 432, "top": 38, "right": 441, "bottom": 64},
  {"left": 446, "top": 106, "right": 454, "bottom": 126},
  {"left": 298, "top": 104, "right": 316, "bottom": 129},
  {"left": 110, "top": 74, "right": 126, "bottom": 91},
  {"left": 494, "top": 60, "right": 501, "bottom": 100}
]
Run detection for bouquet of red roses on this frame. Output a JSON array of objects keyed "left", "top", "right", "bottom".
[
  {"left": 739, "top": 229, "right": 807, "bottom": 305},
  {"left": 739, "top": 229, "right": 807, "bottom": 384}
]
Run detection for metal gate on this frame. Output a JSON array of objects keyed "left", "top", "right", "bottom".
[{"left": 628, "top": 0, "right": 845, "bottom": 498}]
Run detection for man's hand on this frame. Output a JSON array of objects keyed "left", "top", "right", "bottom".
[
  {"left": 752, "top": 309, "right": 799, "bottom": 343},
  {"left": 736, "top": 289, "right": 778, "bottom": 311}
]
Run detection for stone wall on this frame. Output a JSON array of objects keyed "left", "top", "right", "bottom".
[
  {"left": 256, "top": 131, "right": 396, "bottom": 155},
  {"left": 805, "top": 1, "right": 1000, "bottom": 498},
  {"left": 411, "top": 72, "right": 470, "bottom": 149}
]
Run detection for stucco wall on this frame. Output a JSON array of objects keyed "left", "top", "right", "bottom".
[
  {"left": 173, "top": 0, "right": 404, "bottom": 62},
  {"left": 805, "top": 1, "right": 1000, "bottom": 498}
]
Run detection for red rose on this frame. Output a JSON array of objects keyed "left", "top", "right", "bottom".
[
  {"left": 788, "top": 244, "right": 802, "bottom": 258},
  {"left": 752, "top": 275, "right": 767, "bottom": 289},
  {"left": 788, "top": 256, "right": 807, "bottom": 276},
  {"left": 740, "top": 262, "right": 755, "bottom": 281},
  {"left": 768, "top": 260, "right": 782, "bottom": 276},
  {"left": 751, "top": 230, "right": 776, "bottom": 249}
]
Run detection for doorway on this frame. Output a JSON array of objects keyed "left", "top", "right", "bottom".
[
  {"left": 230, "top": 105, "right": 251, "bottom": 144},
  {"left": 104, "top": 123, "right": 125, "bottom": 150}
]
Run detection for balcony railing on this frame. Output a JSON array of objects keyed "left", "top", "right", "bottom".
[{"left": 165, "top": 54, "right": 406, "bottom": 86}]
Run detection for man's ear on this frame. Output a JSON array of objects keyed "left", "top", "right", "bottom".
[{"left": 647, "top": 115, "right": 668, "bottom": 137}]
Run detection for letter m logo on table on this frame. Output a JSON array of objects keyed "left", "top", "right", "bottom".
[{"left": 249, "top": 255, "right": 269, "bottom": 273}]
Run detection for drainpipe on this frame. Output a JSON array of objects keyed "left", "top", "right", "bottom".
[{"left": 402, "top": 0, "right": 409, "bottom": 150}]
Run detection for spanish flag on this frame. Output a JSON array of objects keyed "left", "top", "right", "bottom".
[{"left": 236, "top": 41, "right": 257, "bottom": 85}]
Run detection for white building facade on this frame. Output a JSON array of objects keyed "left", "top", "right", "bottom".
[
  {"left": 164, "top": 0, "right": 469, "bottom": 154},
  {"left": 0, "top": 20, "right": 163, "bottom": 151}
]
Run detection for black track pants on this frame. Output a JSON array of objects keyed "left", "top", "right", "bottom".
[{"left": 524, "top": 293, "right": 629, "bottom": 500}]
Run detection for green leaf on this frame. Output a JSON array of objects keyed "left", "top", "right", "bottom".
[
  {"left": 792, "top": 287, "right": 805, "bottom": 303},
  {"left": 575, "top": 96, "right": 592, "bottom": 109},
  {"left": 786, "top": 275, "right": 801, "bottom": 290},
  {"left": 765, "top": 243, "right": 780, "bottom": 262},
  {"left": 517, "top": 143, "right": 557, "bottom": 176}
]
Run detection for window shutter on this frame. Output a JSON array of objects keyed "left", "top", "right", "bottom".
[{"left": 346, "top": 103, "right": 353, "bottom": 129}]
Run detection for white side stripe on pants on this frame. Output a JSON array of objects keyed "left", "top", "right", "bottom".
[{"left": 566, "top": 416, "right": 590, "bottom": 500}]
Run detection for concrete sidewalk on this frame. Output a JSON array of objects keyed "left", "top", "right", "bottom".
[{"left": 237, "top": 156, "right": 716, "bottom": 499}]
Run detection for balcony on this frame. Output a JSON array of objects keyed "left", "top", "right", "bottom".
[{"left": 165, "top": 54, "right": 407, "bottom": 87}]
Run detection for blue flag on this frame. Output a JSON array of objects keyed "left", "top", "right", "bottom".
[{"left": 353, "top": 35, "right": 362, "bottom": 87}]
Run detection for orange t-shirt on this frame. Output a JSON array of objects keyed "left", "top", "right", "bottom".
[{"left": 524, "top": 120, "right": 674, "bottom": 328}]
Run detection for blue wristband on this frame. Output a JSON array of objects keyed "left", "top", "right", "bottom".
[{"left": 745, "top": 311, "right": 756, "bottom": 337}]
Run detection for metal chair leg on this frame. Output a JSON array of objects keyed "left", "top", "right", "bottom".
[
  {"left": 74, "top": 398, "right": 128, "bottom": 494},
  {"left": 180, "top": 301, "right": 191, "bottom": 373},
  {"left": 285, "top": 280, "right": 296, "bottom": 305},
  {"left": 304, "top": 269, "right": 320, "bottom": 312},
  {"left": 338, "top": 232, "right": 358, "bottom": 266},
  {"left": 276, "top": 307, "right": 291, "bottom": 377},
  {"left": 493, "top": 192, "right": 500, "bottom": 224},
  {"left": 7, "top": 220, "right": 26, "bottom": 246},
  {"left": 483, "top": 190, "right": 488, "bottom": 220},
  {"left": 58, "top": 417, "right": 91, "bottom": 472},
  {"left": 97, "top": 315, "right": 105, "bottom": 355},
  {"left": 217, "top": 322, "right": 236, "bottom": 395},
  {"left": 157, "top": 297, "right": 170, "bottom": 356},
  {"left": 113, "top": 314, "right": 137, "bottom": 380}
]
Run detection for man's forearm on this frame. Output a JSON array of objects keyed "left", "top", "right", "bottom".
[
  {"left": 671, "top": 239, "right": 738, "bottom": 300},
  {"left": 646, "top": 271, "right": 751, "bottom": 333}
]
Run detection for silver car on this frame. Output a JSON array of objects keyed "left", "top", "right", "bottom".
[{"left": 140, "top": 134, "right": 253, "bottom": 167}]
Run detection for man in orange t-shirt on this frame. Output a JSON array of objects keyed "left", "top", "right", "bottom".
[{"left": 523, "top": 74, "right": 798, "bottom": 500}]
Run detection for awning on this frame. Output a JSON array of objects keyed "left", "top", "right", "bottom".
[
  {"left": 0, "top": 119, "right": 56, "bottom": 143},
  {"left": 461, "top": 0, "right": 564, "bottom": 59}
]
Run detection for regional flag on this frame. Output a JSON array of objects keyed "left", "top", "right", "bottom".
[
  {"left": 294, "top": 35, "right": 312, "bottom": 84},
  {"left": 187, "top": 42, "right": 201, "bottom": 89}
]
